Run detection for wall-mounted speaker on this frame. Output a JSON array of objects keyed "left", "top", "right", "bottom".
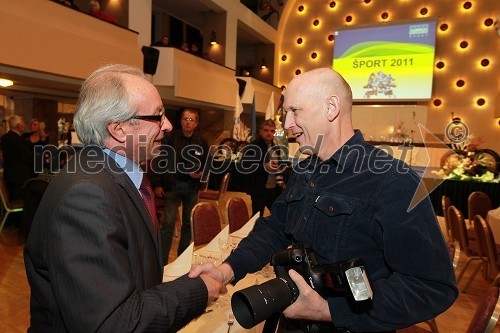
[{"left": 141, "top": 46, "right": 160, "bottom": 75}]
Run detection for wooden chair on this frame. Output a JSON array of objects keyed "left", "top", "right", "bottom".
[
  {"left": 190, "top": 202, "right": 222, "bottom": 247},
  {"left": 0, "top": 176, "right": 24, "bottom": 234},
  {"left": 474, "top": 215, "right": 500, "bottom": 285},
  {"left": 469, "top": 191, "right": 492, "bottom": 226},
  {"left": 448, "top": 206, "right": 484, "bottom": 292},
  {"left": 447, "top": 240, "right": 461, "bottom": 271},
  {"left": 226, "top": 197, "right": 250, "bottom": 233},
  {"left": 198, "top": 172, "right": 231, "bottom": 223},
  {"left": 442, "top": 195, "right": 452, "bottom": 239}
]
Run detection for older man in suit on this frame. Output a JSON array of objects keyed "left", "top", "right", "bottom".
[
  {"left": 1, "top": 115, "right": 34, "bottom": 200},
  {"left": 24, "top": 64, "right": 223, "bottom": 332}
]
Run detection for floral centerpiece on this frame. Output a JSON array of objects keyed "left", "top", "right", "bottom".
[{"left": 433, "top": 136, "right": 499, "bottom": 183}]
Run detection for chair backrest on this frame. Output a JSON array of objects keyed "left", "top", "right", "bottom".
[
  {"left": 448, "top": 205, "right": 473, "bottom": 256},
  {"left": 469, "top": 191, "right": 492, "bottom": 223},
  {"left": 219, "top": 172, "right": 231, "bottom": 198},
  {"left": 447, "top": 240, "right": 460, "bottom": 271},
  {"left": 0, "top": 176, "right": 12, "bottom": 209},
  {"left": 474, "top": 215, "right": 499, "bottom": 278},
  {"left": 467, "top": 285, "right": 500, "bottom": 333},
  {"left": 442, "top": 195, "right": 452, "bottom": 238},
  {"left": 190, "top": 202, "right": 222, "bottom": 246},
  {"left": 226, "top": 197, "right": 250, "bottom": 233},
  {"left": 200, "top": 171, "right": 210, "bottom": 191}
]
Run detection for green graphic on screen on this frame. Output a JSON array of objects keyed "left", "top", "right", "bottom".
[{"left": 333, "top": 20, "right": 437, "bottom": 101}]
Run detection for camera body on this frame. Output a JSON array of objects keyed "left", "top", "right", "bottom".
[
  {"left": 272, "top": 245, "right": 373, "bottom": 302},
  {"left": 231, "top": 244, "right": 373, "bottom": 329}
]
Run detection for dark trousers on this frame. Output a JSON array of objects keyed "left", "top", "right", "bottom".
[
  {"left": 251, "top": 187, "right": 282, "bottom": 216},
  {"left": 161, "top": 181, "right": 198, "bottom": 264}
]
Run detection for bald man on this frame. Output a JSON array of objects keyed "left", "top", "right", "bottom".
[{"left": 190, "top": 68, "right": 457, "bottom": 332}]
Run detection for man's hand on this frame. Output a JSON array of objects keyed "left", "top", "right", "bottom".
[
  {"left": 154, "top": 187, "right": 164, "bottom": 198},
  {"left": 189, "top": 262, "right": 234, "bottom": 292},
  {"left": 199, "top": 274, "right": 223, "bottom": 305},
  {"left": 281, "top": 269, "right": 332, "bottom": 322}
]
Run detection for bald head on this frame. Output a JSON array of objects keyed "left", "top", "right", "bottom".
[
  {"left": 283, "top": 68, "right": 355, "bottom": 160},
  {"left": 286, "top": 68, "right": 353, "bottom": 116}
]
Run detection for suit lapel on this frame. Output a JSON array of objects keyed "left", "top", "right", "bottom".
[{"left": 89, "top": 148, "right": 163, "bottom": 268}]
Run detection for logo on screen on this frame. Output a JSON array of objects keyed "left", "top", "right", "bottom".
[{"left": 409, "top": 24, "right": 429, "bottom": 38}]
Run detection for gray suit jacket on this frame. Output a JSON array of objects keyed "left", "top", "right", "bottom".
[{"left": 25, "top": 146, "right": 207, "bottom": 332}]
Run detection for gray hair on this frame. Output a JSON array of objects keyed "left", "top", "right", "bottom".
[
  {"left": 73, "top": 64, "right": 146, "bottom": 146},
  {"left": 8, "top": 115, "right": 23, "bottom": 129}
]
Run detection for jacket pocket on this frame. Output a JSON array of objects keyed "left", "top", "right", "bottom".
[{"left": 312, "top": 194, "right": 358, "bottom": 260}]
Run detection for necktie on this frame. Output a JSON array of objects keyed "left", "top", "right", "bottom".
[{"left": 139, "top": 174, "right": 158, "bottom": 236}]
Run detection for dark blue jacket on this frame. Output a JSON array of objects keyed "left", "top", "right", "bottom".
[{"left": 225, "top": 130, "right": 457, "bottom": 331}]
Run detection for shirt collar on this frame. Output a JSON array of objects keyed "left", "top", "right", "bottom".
[
  {"left": 326, "top": 130, "right": 365, "bottom": 167},
  {"left": 103, "top": 148, "right": 143, "bottom": 190}
]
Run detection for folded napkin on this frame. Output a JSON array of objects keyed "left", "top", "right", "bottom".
[
  {"left": 230, "top": 213, "right": 259, "bottom": 238},
  {"left": 490, "top": 207, "right": 500, "bottom": 217},
  {"left": 163, "top": 242, "right": 194, "bottom": 282},
  {"left": 202, "top": 225, "right": 230, "bottom": 253}
]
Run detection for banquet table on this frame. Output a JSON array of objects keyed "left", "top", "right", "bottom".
[
  {"left": 163, "top": 216, "right": 269, "bottom": 332},
  {"left": 424, "top": 178, "right": 500, "bottom": 217},
  {"left": 488, "top": 208, "right": 500, "bottom": 241}
]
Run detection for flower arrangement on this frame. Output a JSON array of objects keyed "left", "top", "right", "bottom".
[{"left": 433, "top": 136, "right": 499, "bottom": 183}]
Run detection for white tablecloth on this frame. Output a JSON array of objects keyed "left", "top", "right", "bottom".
[
  {"left": 487, "top": 208, "right": 500, "bottom": 241},
  {"left": 163, "top": 215, "right": 269, "bottom": 333},
  {"left": 178, "top": 272, "right": 269, "bottom": 333}
]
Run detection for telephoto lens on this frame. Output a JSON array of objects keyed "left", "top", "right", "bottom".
[{"left": 231, "top": 276, "right": 298, "bottom": 329}]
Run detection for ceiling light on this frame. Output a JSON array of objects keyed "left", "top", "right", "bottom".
[
  {"left": 261, "top": 58, "right": 267, "bottom": 69},
  {"left": 0, "top": 79, "right": 13, "bottom": 87},
  {"left": 210, "top": 30, "right": 218, "bottom": 45}
]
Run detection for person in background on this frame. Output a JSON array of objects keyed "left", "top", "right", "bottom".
[
  {"left": 88, "top": 0, "right": 117, "bottom": 24},
  {"left": 181, "top": 42, "right": 190, "bottom": 52},
  {"left": 51, "top": 0, "right": 79, "bottom": 10},
  {"left": 24, "top": 64, "right": 222, "bottom": 332},
  {"left": 190, "top": 68, "right": 457, "bottom": 332},
  {"left": 153, "top": 34, "right": 170, "bottom": 47},
  {"left": 1, "top": 115, "right": 34, "bottom": 200},
  {"left": 241, "top": 119, "right": 285, "bottom": 216},
  {"left": 23, "top": 118, "right": 49, "bottom": 150},
  {"left": 152, "top": 109, "right": 208, "bottom": 265},
  {"left": 190, "top": 43, "right": 200, "bottom": 55}
]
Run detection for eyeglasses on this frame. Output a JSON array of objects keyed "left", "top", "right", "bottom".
[
  {"left": 130, "top": 108, "right": 165, "bottom": 126},
  {"left": 182, "top": 117, "right": 197, "bottom": 123}
]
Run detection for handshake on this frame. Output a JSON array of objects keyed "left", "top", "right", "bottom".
[{"left": 189, "top": 244, "right": 372, "bottom": 329}]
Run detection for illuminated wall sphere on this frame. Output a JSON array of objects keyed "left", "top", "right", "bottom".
[
  {"left": 484, "top": 18, "right": 494, "bottom": 26},
  {"left": 313, "top": 19, "right": 319, "bottom": 26},
  {"left": 298, "top": 5, "right": 304, "bottom": 12},
  {"left": 456, "top": 80, "right": 465, "bottom": 87},
  {"left": 328, "top": 34, "right": 335, "bottom": 41},
  {"left": 420, "top": 7, "right": 428, "bottom": 15},
  {"left": 480, "top": 59, "right": 490, "bottom": 67},
  {"left": 460, "top": 41, "right": 468, "bottom": 48},
  {"left": 381, "top": 12, "right": 389, "bottom": 20},
  {"left": 281, "top": 55, "right": 287, "bottom": 61},
  {"left": 280, "top": 85, "right": 286, "bottom": 90},
  {"left": 364, "top": 0, "right": 371, "bottom": 3},
  {"left": 433, "top": 99, "right": 442, "bottom": 107},
  {"left": 440, "top": 23, "right": 448, "bottom": 31},
  {"left": 436, "top": 61, "right": 445, "bottom": 69},
  {"left": 463, "top": 1, "right": 472, "bottom": 9},
  {"left": 345, "top": 15, "right": 353, "bottom": 23},
  {"left": 476, "top": 98, "right": 485, "bottom": 106},
  {"left": 311, "top": 52, "right": 317, "bottom": 59},
  {"left": 297, "top": 37, "right": 303, "bottom": 44},
  {"left": 329, "top": 2, "right": 336, "bottom": 8},
  {"left": 295, "top": 69, "right": 302, "bottom": 75}
]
